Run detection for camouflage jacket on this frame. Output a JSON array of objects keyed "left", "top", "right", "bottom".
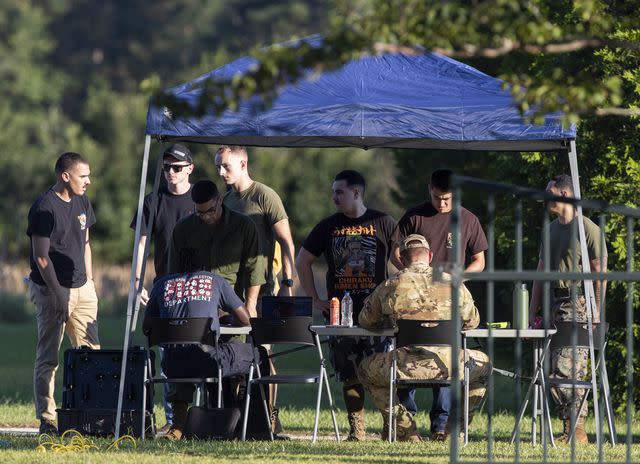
[{"left": 358, "top": 262, "right": 480, "bottom": 365}]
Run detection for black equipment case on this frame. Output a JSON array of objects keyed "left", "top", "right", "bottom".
[{"left": 57, "top": 347, "right": 154, "bottom": 437}]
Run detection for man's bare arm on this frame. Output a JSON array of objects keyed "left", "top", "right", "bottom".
[
  {"left": 244, "top": 285, "right": 260, "bottom": 318},
  {"left": 465, "top": 251, "right": 485, "bottom": 273},
  {"left": 591, "top": 256, "right": 607, "bottom": 321},
  {"left": 528, "top": 259, "right": 544, "bottom": 325},
  {"left": 134, "top": 235, "right": 150, "bottom": 304},
  {"left": 391, "top": 243, "right": 404, "bottom": 270},
  {"left": 273, "top": 218, "right": 296, "bottom": 296},
  {"left": 295, "top": 247, "right": 328, "bottom": 316}
]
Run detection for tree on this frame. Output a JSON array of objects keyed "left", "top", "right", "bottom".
[{"left": 154, "top": 1, "right": 640, "bottom": 122}]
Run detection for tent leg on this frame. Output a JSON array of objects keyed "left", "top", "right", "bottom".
[
  {"left": 115, "top": 135, "right": 152, "bottom": 439},
  {"left": 567, "top": 142, "right": 602, "bottom": 447}
]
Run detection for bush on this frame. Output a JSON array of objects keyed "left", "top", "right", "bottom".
[{"left": 0, "top": 293, "right": 34, "bottom": 323}]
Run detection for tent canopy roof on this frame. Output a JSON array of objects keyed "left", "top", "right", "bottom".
[{"left": 146, "top": 35, "right": 576, "bottom": 151}]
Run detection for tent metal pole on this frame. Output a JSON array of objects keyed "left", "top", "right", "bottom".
[
  {"left": 567, "top": 140, "right": 602, "bottom": 447},
  {"left": 115, "top": 135, "right": 152, "bottom": 439}
]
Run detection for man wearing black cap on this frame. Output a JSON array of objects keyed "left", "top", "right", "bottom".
[
  {"left": 131, "top": 144, "right": 195, "bottom": 300},
  {"left": 130, "top": 143, "right": 195, "bottom": 434}
]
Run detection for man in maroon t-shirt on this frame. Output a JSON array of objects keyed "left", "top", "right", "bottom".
[{"left": 391, "top": 168, "right": 488, "bottom": 441}]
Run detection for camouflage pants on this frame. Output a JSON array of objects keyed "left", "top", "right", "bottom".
[
  {"left": 358, "top": 346, "right": 491, "bottom": 436},
  {"left": 550, "top": 295, "right": 589, "bottom": 419}
]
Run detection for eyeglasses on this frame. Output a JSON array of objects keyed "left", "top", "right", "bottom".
[
  {"left": 163, "top": 163, "right": 191, "bottom": 173},
  {"left": 195, "top": 201, "right": 220, "bottom": 219}
]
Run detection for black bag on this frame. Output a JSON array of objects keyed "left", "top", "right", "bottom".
[
  {"left": 183, "top": 406, "right": 241, "bottom": 440},
  {"left": 238, "top": 354, "right": 275, "bottom": 439}
]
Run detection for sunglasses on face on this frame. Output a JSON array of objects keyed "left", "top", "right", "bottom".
[{"left": 163, "top": 163, "right": 190, "bottom": 173}]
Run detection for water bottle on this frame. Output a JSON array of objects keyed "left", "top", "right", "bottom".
[
  {"left": 341, "top": 292, "right": 353, "bottom": 327},
  {"left": 512, "top": 282, "right": 529, "bottom": 330}
]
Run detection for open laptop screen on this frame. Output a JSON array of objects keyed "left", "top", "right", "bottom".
[{"left": 260, "top": 296, "right": 313, "bottom": 319}]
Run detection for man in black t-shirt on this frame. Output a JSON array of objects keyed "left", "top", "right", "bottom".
[
  {"left": 27, "top": 152, "right": 100, "bottom": 435},
  {"left": 391, "top": 168, "right": 488, "bottom": 441},
  {"left": 296, "top": 170, "right": 396, "bottom": 441},
  {"left": 130, "top": 143, "right": 195, "bottom": 433},
  {"left": 143, "top": 270, "right": 255, "bottom": 440},
  {"left": 131, "top": 144, "right": 195, "bottom": 301}
]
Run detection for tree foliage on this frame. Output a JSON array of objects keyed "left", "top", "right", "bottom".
[{"left": 160, "top": 0, "right": 639, "bottom": 122}]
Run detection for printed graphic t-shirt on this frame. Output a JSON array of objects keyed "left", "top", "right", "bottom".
[
  {"left": 145, "top": 270, "right": 243, "bottom": 336},
  {"left": 302, "top": 209, "right": 396, "bottom": 318},
  {"left": 27, "top": 188, "right": 96, "bottom": 288}
]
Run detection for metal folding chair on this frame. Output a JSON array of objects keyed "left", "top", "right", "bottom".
[
  {"left": 547, "top": 321, "right": 616, "bottom": 444},
  {"left": 144, "top": 317, "right": 222, "bottom": 435},
  {"left": 389, "top": 319, "right": 469, "bottom": 443},
  {"left": 241, "top": 316, "right": 340, "bottom": 442}
]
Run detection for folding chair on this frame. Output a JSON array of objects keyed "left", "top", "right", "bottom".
[
  {"left": 547, "top": 321, "right": 616, "bottom": 444},
  {"left": 389, "top": 319, "right": 469, "bottom": 443},
  {"left": 144, "top": 317, "right": 222, "bottom": 435},
  {"left": 241, "top": 316, "right": 340, "bottom": 442}
]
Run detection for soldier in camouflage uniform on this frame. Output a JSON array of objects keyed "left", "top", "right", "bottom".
[
  {"left": 357, "top": 234, "right": 491, "bottom": 441},
  {"left": 529, "top": 175, "right": 607, "bottom": 444}
]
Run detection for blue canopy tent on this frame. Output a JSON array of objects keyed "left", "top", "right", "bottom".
[
  {"left": 145, "top": 36, "right": 575, "bottom": 151},
  {"left": 119, "top": 37, "right": 601, "bottom": 445}
]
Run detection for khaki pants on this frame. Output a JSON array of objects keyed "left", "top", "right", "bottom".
[
  {"left": 29, "top": 279, "right": 100, "bottom": 421},
  {"left": 358, "top": 347, "right": 491, "bottom": 435}
]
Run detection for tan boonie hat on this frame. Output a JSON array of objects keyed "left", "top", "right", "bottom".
[{"left": 399, "top": 234, "right": 431, "bottom": 253}]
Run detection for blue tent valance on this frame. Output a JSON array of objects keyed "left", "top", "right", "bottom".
[{"left": 146, "top": 35, "right": 576, "bottom": 151}]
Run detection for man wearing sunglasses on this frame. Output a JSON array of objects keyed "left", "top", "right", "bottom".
[
  {"left": 130, "top": 143, "right": 195, "bottom": 435},
  {"left": 131, "top": 144, "right": 195, "bottom": 301}
]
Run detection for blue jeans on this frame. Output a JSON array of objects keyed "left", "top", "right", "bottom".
[
  {"left": 397, "top": 386, "right": 451, "bottom": 433},
  {"left": 160, "top": 347, "right": 173, "bottom": 425}
]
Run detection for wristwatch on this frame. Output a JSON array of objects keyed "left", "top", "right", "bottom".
[{"left": 280, "top": 278, "right": 294, "bottom": 287}]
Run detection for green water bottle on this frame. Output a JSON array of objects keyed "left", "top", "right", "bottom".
[{"left": 513, "top": 282, "right": 529, "bottom": 330}]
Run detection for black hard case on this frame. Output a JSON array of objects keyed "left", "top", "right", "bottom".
[{"left": 57, "top": 347, "right": 154, "bottom": 437}]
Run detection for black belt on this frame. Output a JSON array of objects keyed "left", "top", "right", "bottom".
[{"left": 553, "top": 288, "right": 582, "bottom": 299}]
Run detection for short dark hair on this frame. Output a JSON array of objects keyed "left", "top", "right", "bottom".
[
  {"left": 334, "top": 170, "right": 366, "bottom": 194},
  {"left": 551, "top": 174, "right": 574, "bottom": 195},
  {"left": 429, "top": 169, "right": 452, "bottom": 192},
  {"left": 177, "top": 247, "right": 205, "bottom": 273},
  {"left": 191, "top": 180, "right": 220, "bottom": 204},
  {"left": 55, "top": 152, "right": 88, "bottom": 175}
]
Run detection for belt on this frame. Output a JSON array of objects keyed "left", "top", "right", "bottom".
[{"left": 553, "top": 288, "right": 582, "bottom": 299}]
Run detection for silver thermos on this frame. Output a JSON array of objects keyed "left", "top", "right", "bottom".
[{"left": 513, "top": 282, "right": 529, "bottom": 330}]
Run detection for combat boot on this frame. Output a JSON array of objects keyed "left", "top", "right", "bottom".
[
  {"left": 380, "top": 414, "right": 390, "bottom": 441},
  {"left": 345, "top": 410, "right": 366, "bottom": 441},
  {"left": 556, "top": 417, "right": 588, "bottom": 444},
  {"left": 270, "top": 406, "right": 283, "bottom": 435},
  {"left": 397, "top": 420, "right": 422, "bottom": 442},
  {"left": 574, "top": 418, "right": 588, "bottom": 444},
  {"left": 163, "top": 402, "right": 188, "bottom": 441}
]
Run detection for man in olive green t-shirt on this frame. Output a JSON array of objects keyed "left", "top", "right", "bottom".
[
  {"left": 528, "top": 174, "right": 607, "bottom": 444},
  {"left": 168, "top": 180, "right": 265, "bottom": 318},
  {"left": 214, "top": 146, "right": 295, "bottom": 436},
  {"left": 214, "top": 145, "right": 295, "bottom": 297}
]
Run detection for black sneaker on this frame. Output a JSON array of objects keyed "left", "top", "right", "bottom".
[{"left": 39, "top": 418, "right": 58, "bottom": 435}]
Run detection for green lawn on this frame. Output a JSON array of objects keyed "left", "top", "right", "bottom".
[{"left": 1, "top": 317, "right": 639, "bottom": 463}]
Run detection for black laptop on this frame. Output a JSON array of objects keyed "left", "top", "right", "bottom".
[{"left": 260, "top": 296, "right": 313, "bottom": 319}]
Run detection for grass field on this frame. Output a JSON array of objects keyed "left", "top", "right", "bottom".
[{"left": 1, "top": 316, "right": 639, "bottom": 463}]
